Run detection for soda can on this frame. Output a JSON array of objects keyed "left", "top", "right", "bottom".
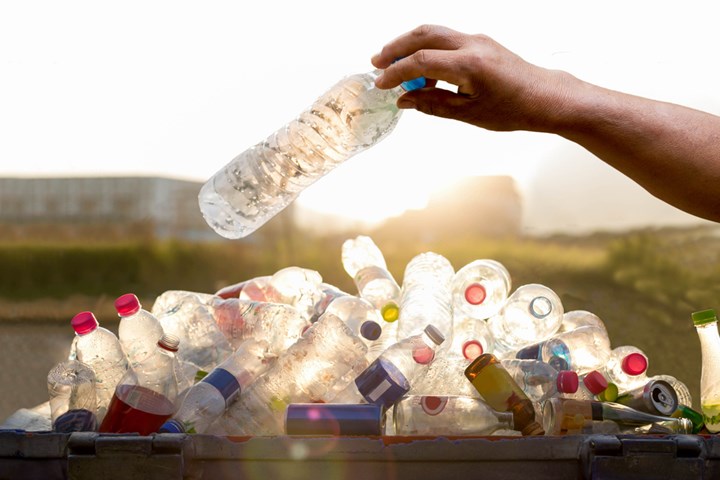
[
  {"left": 615, "top": 379, "right": 678, "bottom": 416},
  {"left": 285, "top": 403, "right": 384, "bottom": 436}
]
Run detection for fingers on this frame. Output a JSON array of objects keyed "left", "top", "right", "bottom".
[
  {"left": 375, "top": 49, "right": 470, "bottom": 92},
  {"left": 397, "top": 88, "right": 474, "bottom": 122},
  {"left": 371, "top": 24, "right": 467, "bottom": 68}
]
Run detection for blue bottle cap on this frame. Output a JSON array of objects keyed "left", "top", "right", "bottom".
[
  {"left": 360, "top": 320, "right": 382, "bottom": 341},
  {"left": 355, "top": 357, "right": 410, "bottom": 409},
  {"left": 392, "top": 57, "right": 426, "bottom": 92},
  {"left": 159, "top": 419, "right": 185, "bottom": 434},
  {"left": 285, "top": 403, "right": 384, "bottom": 436}
]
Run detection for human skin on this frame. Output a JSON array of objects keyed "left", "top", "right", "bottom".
[{"left": 371, "top": 25, "right": 720, "bottom": 223}]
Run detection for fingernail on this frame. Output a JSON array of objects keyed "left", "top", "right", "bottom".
[{"left": 397, "top": 98, "right": 415, "bottom": 109}]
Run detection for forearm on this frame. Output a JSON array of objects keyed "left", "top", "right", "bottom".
[{"left": 551, "top": 73, "right": 720, "bottom": 221}]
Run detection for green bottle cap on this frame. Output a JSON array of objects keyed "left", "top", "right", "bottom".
[{"left": 692, "top": 309, "right": 718, "bottom": 326}]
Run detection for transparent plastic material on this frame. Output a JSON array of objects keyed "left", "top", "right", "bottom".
[
  {"left": 451, "top": 312, "right": 496, "bottom": 361},
  {"left": 488, "top": 284, "right": 564, "bottom": 351},
  {"left": 603, "top": 345, "right": 649, "bottom": 393},
  {"left": 451, "top": 259, "right": 511, "bottom": 320},
  {"left": 398, "top": 252, "right": 455, "bottom": 341},
  {"left": 47, "top": 360, "right": 97, "bottom": 432},
  {"left": 409, "top": 355, "right": 480, "bottom": 398},
  {"left": 70, "top": 312, "right": 128, "bottom": 422},
  {"left": 260, "top": 266, "right": 324, "bottom": 321},
  {"left": 99, "top": 334, "right": 180, "bottom": 435},
  {"left": 216, "top": 312, "right": 368, "bottom": 435},
  {"left": 393, "top": 395, "right": 514, "bottom": 436},
  {"left": 514, "top": 325, "right": 611, "bottom": 375},
  {"left": 199, "top": 70, "right": 407, "bottom": 239},
  {"left": 501, "top": 359, "right": 578, "bottom": 408},
  {"left": 324, "top": 295, "right": 383, "bottom": 349},
  {"left": 341, "top": 235, "right": 401, "bottom": 321},
  {"left": 160, "top": 339, "right": 270, "bottom": 434},
  {"left": 693, "top": 309, "right": 720, "bottom": 432},
  {"left": 558, "top": 310, "right": 608, "bottom": 337},
  {"left": 116, "top": 293, "right": 165, "bottom": 368}
]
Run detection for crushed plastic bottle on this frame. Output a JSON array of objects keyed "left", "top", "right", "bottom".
[
  {"left": 47, "top": 360, "right": 97, "bottom": 432},
  {"left": 393, "top": 395, "right": 515, "bottom": 436},
  {"left": 115, "top": 293, "right": 165, "bottom": 368},
  {"left": 70, "top": 311, "right": 128, "bottom": 421},
  {"left": 198, "top": 69, "right": 423, "bottom": 239},
  {"left": 451, "top": 259, "right": 511, "bottom": 320}
]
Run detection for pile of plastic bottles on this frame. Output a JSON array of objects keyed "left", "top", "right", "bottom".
[{"left": 2, "top": 235, "right": 709, "bottom": 437}]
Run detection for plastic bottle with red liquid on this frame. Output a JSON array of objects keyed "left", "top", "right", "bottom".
[{"left": 99, "top": 334, "right": 180, "bottom": 435}]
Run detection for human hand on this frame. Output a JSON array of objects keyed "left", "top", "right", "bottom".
[{"left": 372, "top": 25, "right": 576, "bottom": 133}]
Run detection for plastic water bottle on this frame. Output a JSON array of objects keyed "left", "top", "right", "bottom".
[
  {"left": 323, "top": 295, "right": 383, "bottom": 348},
  {"left": 513, "top": 325, "right": 611, "bottom": 375},
  {"left": 198, "top": 69, "right": 423, "bottom": 239},
  {"left": 500, "top": 359, "right": 579, "bottom": 407},
  {"left": 115, "top": 293, "right": 165, "bottom": 368},
  {"left": 160, "top": 339, "right": 270, "bottom": 434},
  {"left": 464, "top": 353, "right": 545, "bottom": 436},
  {"left": 70, "top": 311, "right": 128, "bottom": 421},
  {"left": 47, "top": 360, "right": 97, "bottom": 432},
  {"left": 310, "top": 283, "right": 350, "bottom": 323},
  {"left": 332, "top": 325, "right": 445, "bottom": 409},
  {"left": 602, "top": 345, "right": 649, "bottom": 393},
  {"left": 99, "top": 334, "right": 180, "bottom": 435},
  {"left": 488, "top": 283, "right": 564, "bottom": 352},
  {"left": 451, "top": 311, "right": 496, "bottom": 361},
  {"left": 217, "top": 312, "right": 368, "bottom": 435},
  {"left": 692, "top": 309, "right": 720, "bottom": 432},
  {"left": 215, "top": 275, "right": 272, "bottom": 300},
  {"left": 215, "top": 298, "right": 310, "bottom": 355},
  {"left": 398, "top": 252, "right": 454, "bottom": 341},
  {"left": 567, "top": 370, "right": 615, "bottom": 402},
  {"left": 341, "top": 235, "right": 402, "bottom": 322},
  {"left": 409, "top": 355, "right": 481, "bottom": 398},
  {"left": 393, "top": 395, "right": 515, "bottom": 436},
  {"left": 151, "top": 290, "right": 233, "bottom": 371},
  {"left": 558, "top": 310, "right": 608, "bottom": 337},
  {"left": 451, "top": 259, "right": 511, "bottom": 320}
]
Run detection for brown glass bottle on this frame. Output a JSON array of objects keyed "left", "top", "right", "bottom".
[{"left": 464, "top": 353, "right": 544, "bottom": 435}]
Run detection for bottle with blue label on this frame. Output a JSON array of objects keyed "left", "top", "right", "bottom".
[
  {"left": 160, "top": 339, "right": 270, "bottom": 434},
  {"left": 199, "top": 69, "right": 425, "bottom": 239}
]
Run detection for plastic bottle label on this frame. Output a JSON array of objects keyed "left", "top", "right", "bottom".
[{"left": 202, "top": 368, "right": 241, "bottom": 403}]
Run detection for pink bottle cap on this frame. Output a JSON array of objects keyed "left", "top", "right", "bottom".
[
  {"left": 583, "top": 371, "right": 609, "bottom": 395},
  {"left": 621, "top": 353, "right": 648, "bottom": 376},
  {"left": 464, "top": 283, "right": 487, "bottom": 305},
  {"left": 71, "top": 311, "right": 99, "bottom": 335},
  {"left": 115, "top": 293, "right": 141, "bottom": 316},
  {"left": 462, "top": 340, "right": 484, "bottom": 360},
  {"left": 556, "top": 370, "right": 579, "bottom": 394}
]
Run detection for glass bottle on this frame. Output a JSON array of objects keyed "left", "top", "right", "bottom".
[{"left": 692, "top": 308, "right": 720, "bottom": 432}]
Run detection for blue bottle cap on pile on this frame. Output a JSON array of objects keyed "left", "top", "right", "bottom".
[
  {"left": 360, "top": 320, "right": 382, "bottom": 341},
  {"left": 159, "top": 418, "right": 185, "bottom": 434},
  {"left": 355, "top": 357, "right": 410, "bottom": 410}
]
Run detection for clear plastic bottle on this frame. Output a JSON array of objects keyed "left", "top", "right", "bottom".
[
  {"left": 558, "top": 310, "right": 608, "bottom": 337},
  {"left": 323, "top": 295, "right": 383, "bottom": 348},
  {"left": 451, "top": 259, "right": 511, "bottom": 320},
  {"left": 341, "top": 235, "right": 402, "bottom": 322},
  {"left": 603, "top": 345, "right": 649, "bottom": 393},
  {"left": 398, "top": 252, "right": 455, "bottom": 341},
  {"left": 311, "top": 283, "right": 351, "bottom": 323},
  {"left": 488, "top": 283, "right": 564, "bottom": 352},
  {"left": 47, "top": 360, "right": 97, "bottom": 433},
  {"left": 568, "top": 370, "right": 615, "bottom": 402},
  {"left": 160, "top": 339, "right": 270, "bottom": 434},
  {"left": 693, "top": 308, "right": 720, "bottom": 432},
  {"left": 263, "top": 266, "right": 324, "bottom": 321},
  {"left": 409, "top": 355, "right": 481, "bottom": 398},
  {"left": 215, "top": 275, "right": 272, "bottom": 300},
  {"left": 70, "top": 311, "right": 128, "bottom": 422},
  {"left": 393, "top": 395, "right": 515, "bottom": 436},
  {"left": 150, "top": 290, "right": 233, "bottom": 371},
  {"left": 99, "top": 334, "right": 180, "bottom": 435},
  {"left": 217, "top": 312, "right": 368, "bottom": 435},
  {"left": 115, "top": 293, "right": 165, "bottom": 368},
  {"left": 500, "top": 359, "right": 579, "bottom": 407},
  {"left": 451, "top": 312, "right": 496, "bottom": 361},
  {"left": 464, "top": 353, "right": 545, "bottom": 436},
  {"left": 198, "top": 70, "right": 423, "bottom": 239},
  {"left": 513, "top": 325, "right": 611, "bottom": 375},
  {"left": 215, "top": 298, "right": 310, "bottom": 355},
  {"left": 333, "top": 325, "right": 445, "bottom": 409}
]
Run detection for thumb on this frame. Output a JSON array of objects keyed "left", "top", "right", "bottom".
[{"left": 398, "top": 89, "right": 472, "bottom": 121}]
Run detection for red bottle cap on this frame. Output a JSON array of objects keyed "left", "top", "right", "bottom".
[
  {"left": 621, "top": 353, "right": 648, "bottom": 376},
  {"left": 557, "top": 370, "right": 579, "bottom": 394},
  {"left": 71, "top": 311, "right": 99, "bottom": 335},
  {"left": 583, "top": 371, "right": 608, "bottom": 395},
  {"left": 462, "top": 340, "right": 484, "bottom": 360},
  {"left": 115, "top": 293, "right": 141, "bottom": 316},
  {"left": 464, "top": 283, "right": 487, "bottom": 305}
]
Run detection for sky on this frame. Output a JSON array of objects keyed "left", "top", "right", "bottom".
[{"left": 1, "top": 1, "right": 719, "bottom": 233}]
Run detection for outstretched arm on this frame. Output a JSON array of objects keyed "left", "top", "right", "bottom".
[{"left": 372, "top": 25, "right": 720, "bottom": 222}]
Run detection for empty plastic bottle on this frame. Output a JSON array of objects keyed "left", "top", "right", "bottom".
[
  {"left": 217, "top": 312, "right": 369, "bottom": 435},
  {"left": 70, "top": 312, "right": 128, "bottom": 421},
  {"left": 451, "top": 312, "right": 496, "bottom": 361},
  {"left": 603, "top": 345, "right": 649, "bottom": 393},
  {"left": 99, "top": 334, "right": 180, "bottom": 435},
  {"left": 341, "top": 235, "right": 402, "bottom": 322},
  {"left": 198, "top": 69, "right": 423, "bottom": 239},
  {"left": 488, "top": 284, "right": 564, "bottom": 352},
  {"left": 501, "top": 359, "right": 579, "bottom": 407},
  {"left": 160, "top": 339, "right": 270, "bottom": 434},
  {"left": 115, "top": 293, "right": 165, "bottom": 368},
  {"left": 398, "top": 252, "right": 454, "bottom": 341},
  {"left": 47, "top": 360, "right": 97, "bottom": 433},
  {"left": 568, "top": 370, "right": 615, "bottom": 402},
  {"left": 451, "top": 259, "right": 511, "bottom": 320},
  {"left": 333, "top": 325, "right": 445, "bottom": 409},
  {"left": 393, "top": 395, "right": 515, "bottom": 436},
  {"left": 262, "top": 266, "right": 324, "bottom": 321},
  {"left": 558, "top": 310, "right": 608, "bottom": 337},
  {"left": 409, "top": 355, "right": 481, "bottom": 398},
  {"left": 513, "top": 325, "right": 611, "bottom": 375},
  {"left": 311, "top": 283, "right": 351, "bottom": 323},
  {"left": 215, "top": 298, "right": 310, "bottom": 355},
  {"left": 324, "top": 295, "right": 383, "bottom": 348},
  {"left": 692, "top": 309, "right": 720, "bottom": 432}
]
